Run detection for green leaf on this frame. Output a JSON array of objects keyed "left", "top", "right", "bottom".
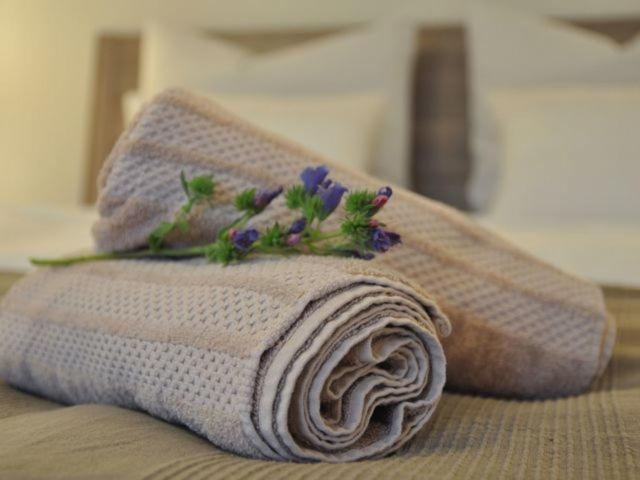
[
  {"left": 180, "top": 171, "right": 190, "bottom": 197},
  {"left": 188, "top": 175, "right": 215, "bottom": 198},
  {"left": 234, "top": 188, "right": 257, "bottom": 212},
  {"left": 340, "top": 212, "right": 370, "bottom": 245},
  {"left": 285, "top": 185, "right": 306, "bottom": 210},
  {"left": 344, "top": 190, "right": 376, "bottom": 216},
  {"left": 204, "top": 238, "right": 236, "bottom": 265},
  {"left": 302, "top": 195, "right": 323, "bottom": 223},
  {"left": 311, "top": 195, "right": 327, "bottom": 219},
  {"left": 148, "top": 221, "right": 175, "bottom": 251},
  {"left": 260, "top": 223, "right": 285, "bottom": 248}
]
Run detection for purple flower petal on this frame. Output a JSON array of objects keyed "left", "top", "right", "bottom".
[
  {"left": 300, "top": 166, "right": 329, "bottom": 195},
  {"left": 318, "top": 182, "right": 347, "bottom": 217},
  {"left": 370, "top": 229, "right": 391, "bottom": 252},
  {"left": 232, "top": 228, "right": 259, "bottom": 252},
  {"left": 386, "top": 231, "right": 401, "bottom": 246},
  {"left": 254, "top": 186, "right": 283, "bottom": 210},
  {"left": 288, "top": 218, "right": 307, "bottom": 234},
  {"left": 369, "top": 228, "right": 401, "bottom": 252}
]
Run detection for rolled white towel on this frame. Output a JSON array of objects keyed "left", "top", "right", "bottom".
[{"left": 0, "top": 256, "right": 449, "bottom": 462}]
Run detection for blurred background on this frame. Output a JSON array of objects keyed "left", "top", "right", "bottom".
[{"left": 1, "top": 0, "right": 639, "bottom": 285}]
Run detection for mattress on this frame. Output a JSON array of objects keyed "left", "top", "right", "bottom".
[
  {"left": 0, "top": 273, "right": 638, "bottom": 479},
  {"left": 0, "top": 204, "right": 95, "bottom": 272},
  {"left": 476, "top": 217, "right": 640, "bottom": 288}
]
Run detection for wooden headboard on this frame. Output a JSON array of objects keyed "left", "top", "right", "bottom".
[{"left": 85, "top": 20, "right": 640, "bottom": 208}]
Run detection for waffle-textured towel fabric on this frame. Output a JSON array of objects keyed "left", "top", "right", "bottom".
[
  {"left": 0, "top": 256, "right": 449, "bottom": 462},
  {"left": 94, "top": 89, "right": 615, "bottom": 398}
]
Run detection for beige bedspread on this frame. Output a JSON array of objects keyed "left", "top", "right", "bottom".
[{"left": 0, "top": 274, "right": 637, "bottom": 479}]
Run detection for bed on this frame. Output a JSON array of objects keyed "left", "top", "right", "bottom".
[
  {"left": 477, "top": 219, "right": 640, "bottom": 288},
  {"left": 1, "top": 9, "right": 639, "bottom": 478}
]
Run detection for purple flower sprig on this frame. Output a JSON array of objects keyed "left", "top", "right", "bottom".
[
  {"left": 276, "top": 166, "right": 400, "bottom": 260},
  {"left": 201, "top": 166, "right": 400, "bottom": 264},
  {"left": 31, "top": 167, "right": 401, "bottom": 267}
]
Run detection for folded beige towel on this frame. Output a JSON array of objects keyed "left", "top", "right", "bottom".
[
  {"left": 94, "top": 89, "right": 615, "bottom": 398},
  {"left": 0, "top": 256, "right": 448, "bottom": 462}
]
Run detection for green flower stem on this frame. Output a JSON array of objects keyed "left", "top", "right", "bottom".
[
  {"left": 303, "top": 240, "right": 319, "bottom": 254},
  {"left": 30, "top": 246, "right": 206, "bottom": 267},
  {"left": 312, "top": 230, "right": 344, "bottom": 242},
  {"left": 224, "top": 212, "right": 252, "bottom": 232},
  {"left": 29, "top": 229, "right": 347, "bottom": 268}
]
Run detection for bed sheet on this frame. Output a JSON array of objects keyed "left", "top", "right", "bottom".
[
  {"left": 476, "top": 216, "right": 640, "bottom": 287},
  {"left": 0, "top": 204, "right": 96, "bottom": 272}
]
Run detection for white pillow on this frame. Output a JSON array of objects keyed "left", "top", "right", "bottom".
[
  {"left": 487, "top": 85, "right": 640, "bottom": 222},
  {"left": 123, "top": 91, "right": 386, "bottom": 174},
  {"left": 139, "top": 21, "right": 249, "bottom": 97},
  {"left": 466, "top": 0, "right": 640, "bottom": 210},
  {"left": 138, "top": 20, "right": 417, "bottom": 187}
]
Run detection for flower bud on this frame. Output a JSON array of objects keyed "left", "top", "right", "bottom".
[
  {"left": 231, "top": 229, "right": 259, "bottom": 252},
  {"left": 377, "top": 186, "right": 392, "bottom": 198},
  {"left": 372, "top": 195, "right": 388, "bottom": 209},
  {"left": 254, "top": 186, "right": 283, "bottom": 210},
  {"left": 287, "top": 233, "right": 302, "bottom": 246},
  {"left": 288, "top": 218, "right": 307, "bottom": 234}
]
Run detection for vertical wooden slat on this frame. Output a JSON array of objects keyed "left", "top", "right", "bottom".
[
  {"left": 84, "top": 35, "right": 139, "bottom": 204},
  {"left": 412, "top": 27, "right": 469, "bottom": 210}
]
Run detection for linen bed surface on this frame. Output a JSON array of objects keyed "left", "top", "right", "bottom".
[{"left": 0, "top": 276, "right": 637, "bottom": 479}]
